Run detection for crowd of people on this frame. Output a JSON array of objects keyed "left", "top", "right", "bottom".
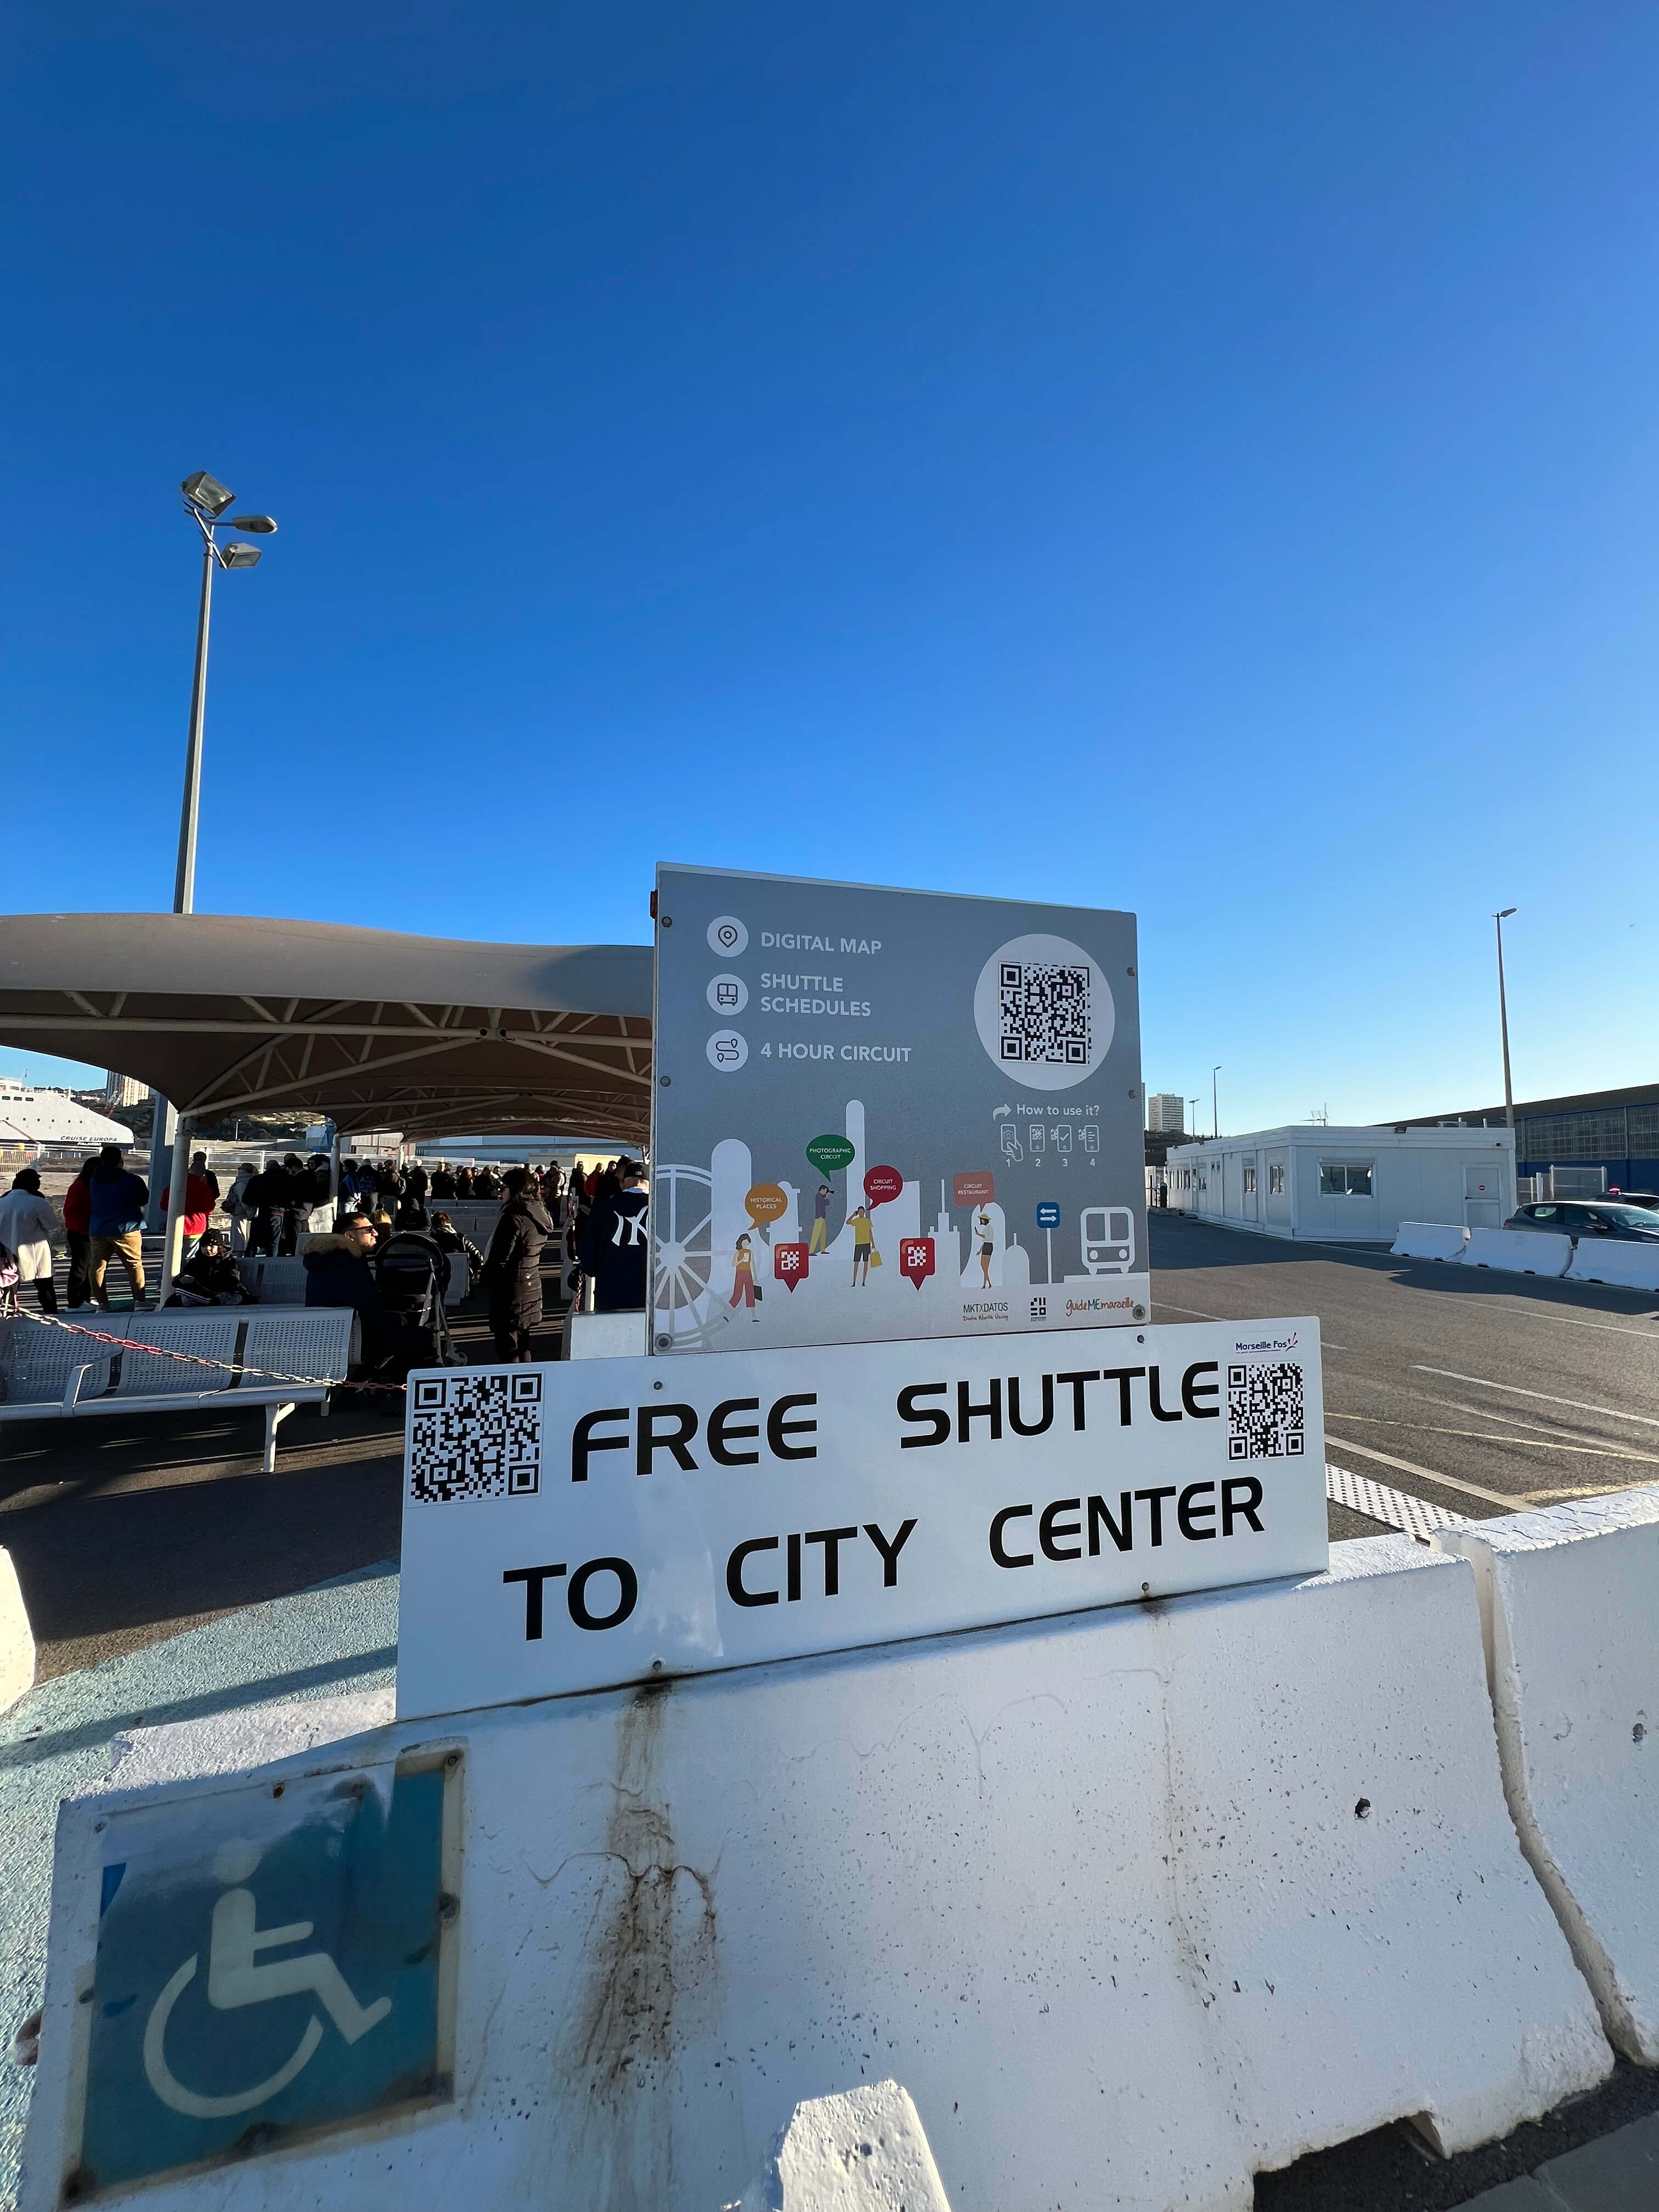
[{"left": 0, "top": 1146, "right": 654, "bottom": 1376}]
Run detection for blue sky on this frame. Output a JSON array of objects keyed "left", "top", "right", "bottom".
[{"left": 5, "top": 2, "right": 1656, "bottom": 1129}]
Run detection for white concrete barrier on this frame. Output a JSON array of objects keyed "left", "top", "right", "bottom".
[
  {"left": 562, "top": 1307, "right": 648, "bottom": 1358},
  {"left": 1564, "top": 1239, "right": 1659, "bottom": 1293},
  {"left": 1390, "top": 1222, "right": 1468, "bottom": 1262},
  {"left": 0, "top": 1547, "right": 34, "bottom": 1714},
  {"left": 1438, "top": 1488, "right": 1659, "bottom": 2064},
  {"left": 1464, "top": 1226, "right": 1572, "bottom": 1277},
  {"left": 22, "top": 1536, "right": 1610, "bottom": 2212},
  {"left": 730, "top": 2081, "right": 953, "bottom": 2211}
]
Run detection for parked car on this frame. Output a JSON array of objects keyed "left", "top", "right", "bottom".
[
  {"left": 1505, "top": 1201, "right": 1659, "bottom": 1244},
  {"left": 1608, "top": 1190, "right": 1659, "bottom": 1211}
]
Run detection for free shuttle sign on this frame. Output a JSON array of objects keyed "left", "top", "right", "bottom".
[{"left": 397, "top": 1317, "right": 1328, "bottom": 1719}]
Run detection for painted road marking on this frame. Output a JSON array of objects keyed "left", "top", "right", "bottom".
[
  {"left": 1508, "top": 1310, "right": 1659, "bottom": 1342},
  {"left": 1327, "top": 1412, "right": 1659, "bottom": 1468},
  {"left": 1414, "top": 1367, "right": 1659, "bottom": 1431},
  {"left": 1324, "top": 1436, "right": 1520, "bottom": 1511},
  {"left": 1153, "top": 1299, "right": 1348, "bottom": 1350},
  {"left": 1324, "top": 1463, "right": 1467, "bottom": 1537}
]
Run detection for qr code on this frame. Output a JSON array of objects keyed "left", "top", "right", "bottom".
[
  {"left": 408, "top": 1372, "right": 543, "bottom": 1503},
  {"left": 1227, "top": 1363, "right": 1305, "bottom": 1459},
  {"left": 999, "top": 961, "right": 1092, "bottom": 1066}
]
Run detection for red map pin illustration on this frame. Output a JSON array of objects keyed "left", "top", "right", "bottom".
[
  {"left": 773, "top": 1242, "right": 809, "bottom": 1291},
  {"left": 899, "top": 1236, "right": 935, "bottom": 1289},
  {"left": 864, "top": 1164, "right": 903, "bottom": 1207}
]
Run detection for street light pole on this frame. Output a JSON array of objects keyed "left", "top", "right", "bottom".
[
  {"left": 146, "top": 473, "right": 278, "bottom": 1301},
  {"left": 174, "top": 528, "right": 216, "bottom": 913},
  {"left": 1188, "top": 1097, "right": 1199, "bottom": 1141},
  {"left": 1211, "top": 1066, "right": 1221, "bottom": 1141},
  {"left": 1494, "top": 906, "right": 1518, "bottom": 1138}
]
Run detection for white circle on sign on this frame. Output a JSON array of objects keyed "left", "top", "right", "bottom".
[
  {"left": 707, "top": 914, "right": 748, "bottom": 957},
  {"left": 974, "top": 933, "right": 1114, "bottom": 1091},
  {"left": 706, "top": 972, "right": 749, "bottom": 1014},
  {"left": 706, "top": 1029, "right": 749, "bottom": 1072}
]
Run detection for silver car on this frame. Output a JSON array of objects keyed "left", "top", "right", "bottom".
[{"left": 1505, "top": 1200, "right": 1659, "bottom": 1245}]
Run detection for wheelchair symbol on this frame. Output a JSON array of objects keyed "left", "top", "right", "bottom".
[{"left": 142, "top": 1840, "right": 391, "bottom": 2120}]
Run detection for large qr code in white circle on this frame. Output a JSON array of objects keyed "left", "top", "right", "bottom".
[{"left": 973, "top": 933, "right": 1114, "bottom": 1091}]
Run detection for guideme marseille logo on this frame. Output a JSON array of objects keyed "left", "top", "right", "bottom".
[{"left": 973, "top": 933, "right": 1114, "bottom": 1091}]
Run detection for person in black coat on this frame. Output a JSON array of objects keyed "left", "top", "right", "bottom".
[
  {"left": 479, "top": 1167, "right": 552, "bottom": 1362},
  {"left": 241, "top": 1163, "right": 283, "bottom": 1257},
  {"left": 579, "top": 1159, "right": 650, "bottom": 1312}
]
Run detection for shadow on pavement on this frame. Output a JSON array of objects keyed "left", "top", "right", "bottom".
[
  {"left": 0, "top": 1267, "right": 569, "bottom": 1678},
  {"left": 1150, "top": 1212, "right": 1659, "bottom": 1320}
]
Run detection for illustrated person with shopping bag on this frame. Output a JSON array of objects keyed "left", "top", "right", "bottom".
[{"left": 851, "top": 1204, "right": 875, "bottom": 1285}]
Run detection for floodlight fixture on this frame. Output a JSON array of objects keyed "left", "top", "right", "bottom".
[
  {"left": 230, "top": 514, "right": 278, "bottom": 534},
  {"left": 180, "top": 471, "right": 235, "bottom": 518},
  {"left": 220, "top": 543, "right": 262, "bottom": 569},
  {"left": 1496, "top": 906, "right": 1516, "bottom": 919}
]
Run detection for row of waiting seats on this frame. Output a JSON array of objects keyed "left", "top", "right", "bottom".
[
  {"left": 0, "top": 1308, "right": 357, "bottom": 1470},
  {"left": 1391, "top": 1221, "right": 1659, "bottom": 1290}
]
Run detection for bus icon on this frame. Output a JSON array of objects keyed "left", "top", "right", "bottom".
[{"left": 1079, "top": 1206, "right": 1135, "bottom": 1276}]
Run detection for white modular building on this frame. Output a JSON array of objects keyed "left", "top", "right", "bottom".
[{"left": 1159, "top": 1124, "right": 1514, "bottom": 1242}]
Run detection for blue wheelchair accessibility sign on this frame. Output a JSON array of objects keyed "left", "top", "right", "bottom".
[{"left": 62, "top": 1751, "right": 460, "bottom": 2198}]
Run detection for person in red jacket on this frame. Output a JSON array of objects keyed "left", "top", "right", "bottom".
[
  {"left": 60, "top": 1156, "right": 95, "bottom": 1308},
  {"left": 161, "top": 1153, "right": 220, "bottom": 1265}
]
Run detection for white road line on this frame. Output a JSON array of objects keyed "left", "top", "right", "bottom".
[
  {"left": 1326, "top": 1412, "right": 1659, "bottom": 1466},
  {"left": 1413, "top": 1367, "right": 1659, "bottom": 1432},
  {"left": 1324, "top": 1435, "right": 1521, "bottom": 1511},
  {"left": 1508, "top": 1310, "right": 1659, "bottom": 1342},
  {"left": 1152, "top": 1299, "right": 1348, "bottom": 1350},
  {"left": 1325, "top": 1462, "right": 1468, "bottom": 1537}
]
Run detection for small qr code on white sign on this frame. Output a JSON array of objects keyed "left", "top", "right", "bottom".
[
  {"left": 1226, "top": 1362, "right": 1305, "bottom": 1460},
  {"left": 408, "top": 1371, "right": 543, "bottom": 1502}
]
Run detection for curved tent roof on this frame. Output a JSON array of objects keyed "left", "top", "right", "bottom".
[{"left": 0, "top": 913, "right": 653, "bottom": 1143}]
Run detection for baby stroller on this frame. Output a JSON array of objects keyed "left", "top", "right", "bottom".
[{"left": 373, "top": 1231, "right": 465, "bottom": 1381}]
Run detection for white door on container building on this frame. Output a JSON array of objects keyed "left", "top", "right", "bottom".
[
  {"left": 1464, "top": 1164, "right": 1503, "bottom": 1229},
  {"left": 1265, "top": 1151, "right": 1290, "bottom": 1227}
]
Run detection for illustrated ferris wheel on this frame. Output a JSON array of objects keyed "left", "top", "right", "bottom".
[{"left": 651, "top": 1163, "right": 715, "bottom": 1350}]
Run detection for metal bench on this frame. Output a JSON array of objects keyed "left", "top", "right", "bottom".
[{"left": 0, "top": 1308, "right": 357, "bottom": 1471}]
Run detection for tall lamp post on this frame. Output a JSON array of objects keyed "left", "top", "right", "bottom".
[
  {"left": 1211, "top": 1066, "right": 1221, "bottom": 1141},
  {"left": 1188, "top": 1097, "right": 1200, "bottom": 1142},
  {"left": 1494, "top": 906, "right": 1518, "bottom": 1161},
  {"left": 149, "top": 472, "right": 278, "bottom": 1301}
]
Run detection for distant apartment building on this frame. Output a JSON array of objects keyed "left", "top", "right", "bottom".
[
  {"left": 1147, "top": 1093, "right": 1185, "bottom": 1135},
  {"left": 104, "top": 1070, "right": 147, "bottom": 1109}
]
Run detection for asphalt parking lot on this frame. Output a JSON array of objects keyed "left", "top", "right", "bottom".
[{"left": 1149, "top": 1209, "right": 1659, "bottom": 1537}]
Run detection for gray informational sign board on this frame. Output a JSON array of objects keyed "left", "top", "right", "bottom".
[
  {"left": 396, "top": 1317, "right": 1327, "bottom": 1718},
  {"left": 650, "top": 864, "right": 1148, "bottom": 1354}
]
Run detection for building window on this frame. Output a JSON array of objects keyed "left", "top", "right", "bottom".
[
  {"left": 1319, "top": 1162, "right": 1374, "bottom": 1197},
  {"left": 1243, "top": 1165, "right": 1257, "bottom": 1194},
  {"left": 1269, "top": 1163, "right": 1285, "bottom": 1195}
]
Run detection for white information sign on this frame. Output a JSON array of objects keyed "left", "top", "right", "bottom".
[{"left": 397, "top": 1317, "right": 1327, "bottom": 1720}]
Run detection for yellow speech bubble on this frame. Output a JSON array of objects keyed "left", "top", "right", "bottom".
[{"left": 745, "top": 1182, "right": 788, "bottom": 1226}]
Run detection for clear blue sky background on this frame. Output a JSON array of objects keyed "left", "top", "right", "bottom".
[{"left": 5, "top": 3, "right": 1656, "bottom": 1130}]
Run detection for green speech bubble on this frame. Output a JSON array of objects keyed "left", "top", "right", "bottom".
[{"left": 805, "top": 1133, "right": 855, "bottom": 1182}]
